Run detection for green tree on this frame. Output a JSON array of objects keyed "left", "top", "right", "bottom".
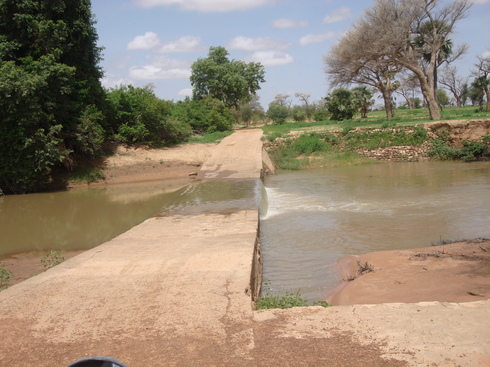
[
  {"left": 171, "top": 97, "right": 233, "bottom": 133},
  {"left": 190, "top": 46, "right": 266, "bottom": 109},
  {"left": 352, "top": 86, "right": 374, "bottom": 118},
  {"left": 266, "top": 104, "right": 289, "bottom": 125},
  {"left": 470, "top": 76, "right": 489, "bottom": 111},
  {"left": 107, "top": 85, "right": 192, "bottom": 145},
  {"left": 325, "top": 88, "right": 356, "bottom": 121},
  {"left": 0, "top": 0, "right": 105, "bottom": 194},
  {"left": 437, "top": 88, "right": 450, "bottom": 107}
]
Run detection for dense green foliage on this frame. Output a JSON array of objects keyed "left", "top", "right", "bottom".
[
  {"left": 106, "top": 85, "right": 192, "bottom": 145},
  {"left": 325, "top": 88, "right": 357, "bottom": 121},
  {"left": 0, "top": 4, "right": 240, "bottom": 194},
  {"left": 190, "top": 46, "right": 265, "bottom": 108},
  {"left": 266, "top": 104, "right": 290, "bottom": 125},
  {"left": 429, "top": 133, "right": 490, "bottom": 161},
  {"left": 0, "top": 0, "right": 104, "bottom": 194},
  {"left": 171, "top": 96, "right": 234, "bottom": 134}
]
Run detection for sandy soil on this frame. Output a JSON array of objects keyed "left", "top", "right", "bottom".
[
  {"left": 71, "top": 142, "right": 218, "bottom": 187},
  {"left": 328, "top": 238, "right": 490, "bottom": 305}
]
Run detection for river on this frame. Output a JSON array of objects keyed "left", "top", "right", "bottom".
[
  {"left": 260, "top": 161, "right": 490, "bottom": 301},
  {"left": 1, "top": 161, "right": 490, "bottom": 302}
]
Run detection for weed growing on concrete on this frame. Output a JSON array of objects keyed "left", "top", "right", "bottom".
[
  {"left": 41, "top": 251, "right": 65, "bottom": 270},
  {"left": 256, "top": 281, "right": 330, "bottom": 310}
]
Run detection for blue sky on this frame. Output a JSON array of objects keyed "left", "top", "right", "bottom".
[{"left": 92, "top": 0, "right": 490, "bottom": 108}]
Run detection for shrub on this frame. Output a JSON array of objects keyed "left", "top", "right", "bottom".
[
  {"left": 0, "top": 264, "right": 12, "bottom": 289},
  {"left": 41, "top": 251, "right": 65, "bottom": 270},
  {"left": 266, "top": 104, "right": 289, "bottom": 124}
]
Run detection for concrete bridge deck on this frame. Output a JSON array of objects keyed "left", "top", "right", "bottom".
[{"left": 0, "top": 129, "right": 488, "bottom": 366}]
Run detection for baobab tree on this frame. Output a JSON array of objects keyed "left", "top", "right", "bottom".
[
  {"left": 345, "top": 0, "right": 472, "bottom": 120},
  {"left": 324, "top": 24, "right": 400, "bottom": 120}
]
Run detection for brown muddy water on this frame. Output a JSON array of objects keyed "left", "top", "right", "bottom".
[
  {"left": 0, "top": 179, "right": 189, "bottom": 257},
  {"left": 1, "top": 161, "right": 489, "bottom": 302},
  {"left": 260, "top": 161, "right": 490, "bottom": 301}
]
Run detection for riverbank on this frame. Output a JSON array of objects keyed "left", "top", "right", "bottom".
[
  {"left": 327, "top": 238, "right": 490, "bottom": 305},
  {"left": 1, "top": 142, "right": 219, "bottom": 287}
]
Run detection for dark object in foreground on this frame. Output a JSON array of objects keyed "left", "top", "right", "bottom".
[{"left": 67, "top": 356, "right": 128, "bottom": 367}]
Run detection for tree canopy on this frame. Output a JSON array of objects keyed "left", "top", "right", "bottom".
[
  {"left": 0, "top": 0, "right": 105, "bottom": 193},
  {"left": 190, "top": 46, "right": 266, "bottom": 109},
  {"left": 324, "top": 0, "right": 472, "bottom": 121}
]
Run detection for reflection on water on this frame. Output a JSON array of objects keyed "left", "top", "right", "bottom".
[
  {"left": 0, "top": 178, "right": 263, "bottom": 258},
  {"left": 155, "top": 179, "right": 262, "bottom": 216},
  {"left": 260, "top": 161, "right": 490, "bottom": 301},
  {"left": 0, "top": 179, "right": 189, "bottom": 257}
]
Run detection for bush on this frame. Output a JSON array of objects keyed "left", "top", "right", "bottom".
[
  {"left": 325, "top": 88, "right": 356, "bottom": 121},
  {"left": 107, "top": 85, "right": 192, "bottom": 146},
  {"left": 0, "top": 264, "right": 12, "bottom": 289},
  {"left": 171, "top": 97, "right": 233, "bottom": 134},
  {"left": 41, "top": 251, "right": 65, "bottom": 270},
  {"left": 267, "top": 104, "right": 289, "bottom": 124}
]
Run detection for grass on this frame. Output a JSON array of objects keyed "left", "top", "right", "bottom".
[
  {"left": 261, "top": 106, "right": 490, "bottom": 138},
  {"left": 267, "top": 132, "right": 377, "bottom": 170},
  {"left": 256, "top": 281, "right": 330, "bottom": 310},
  {"left": 67, "top": 166, "right": 105, "bottom": 184}
]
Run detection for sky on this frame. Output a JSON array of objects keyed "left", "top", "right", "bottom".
[{"left": 92, "top": 0, "right": 490, "bottom": 109}]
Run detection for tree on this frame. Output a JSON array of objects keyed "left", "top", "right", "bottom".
[
  {"left": 271, "top": 93, "right": 292, "bottom": 108},
  {"left": 439, "top": 65, "right": 468, "bottom": 107},
  {"left": 190, "top": 46, "right": 265, "bottom": 109},
  {"left": 353, "top": 0, "right": 472, "bottom": 120},
  {"left": 473, "top": 52, "right": 490, "bottom": 111},
  {"left": 294, "top": 92, "right": 313, "bottom": 119},
  {"left": 412, "top": 20, "right": 467, "bottom": 101},
  {"left": 325, "top": 88, "right": 357, "bottom": 121},
  {"left": 0, "top": 0, "right": 105, "bottom": 194},
  {"left": 266, "top": 104, "right": 289, "bottom": 125},
  {"left": 395, "top": 73, "right": 420, "bottom": 110},
  {"left": 324, "top": 24, "right": 400, "bottom": 120},
  {"left": 437, "top": 88, "right": 450, "bottom": 107},
  {"left": 470, "top": 76, "right": 489, "bottom": 111},
  {"left": 106, "top": 85, "right": 192, "bottom": 145},
  {"left": 352, "top": 86, "right": 375, "bottom": 118}
]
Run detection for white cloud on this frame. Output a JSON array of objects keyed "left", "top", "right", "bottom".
[
  {"left": 129, "top": 56, "right": 191, "bottom": 80},
  {"left": 323, "top": 7, "right": 352, "bottom": 24},
  {"left": 300, "top": 31, "right": 336, "bottom": 46},
  {"left": 100, "top": 74, "right": 131, "bottom": 89},
  {"left": 129, "top": 65, "right": 191, "bottom": 80},
  {"left": 158, "top": 36, "right": 204, "bottom": 53},
  {"left": 133, "top": 0, "right": 275, "bottom": 12},
  {"left": 227, "top": 36, "right": 291, "bottom": 51},
  {"left": 127, "top": 31, "right": 160, "bottom": 50},
  {"left": 475, "top": 0, "right": 490, "bottom": 3},
  {"left": 178, "top": 88, "right": 193, "bottom": 97},
  {"left": 250, "top": 51, "right": 293, "bottom": 67},
  {"left": 272, "top": 18, "right": 308, "bottom": 29}
]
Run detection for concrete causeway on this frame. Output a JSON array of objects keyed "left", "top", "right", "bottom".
[{"left": 0, "top": 129, "right": 489, "bottom": 366}]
